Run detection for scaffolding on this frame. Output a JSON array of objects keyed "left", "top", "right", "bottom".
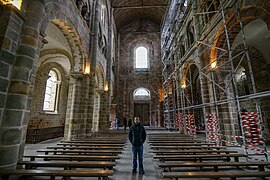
[{"left": 161, "top": 0, "right": 270, "bottom": 161}]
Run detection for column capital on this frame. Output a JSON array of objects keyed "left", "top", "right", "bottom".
[
  {"left": 70, "top": 71, "right": 84, "bottom": 80},
  {"left": 95, "top": 89, "right": 109, "bottom": 95}
]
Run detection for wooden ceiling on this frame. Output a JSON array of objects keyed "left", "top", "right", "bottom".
[{"left": 111, "top": 0, "right": 169, "bottom": 29}]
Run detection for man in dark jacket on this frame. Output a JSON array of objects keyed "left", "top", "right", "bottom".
[{"left": 128, "top": 117, "right": 146, "bottom": 174}]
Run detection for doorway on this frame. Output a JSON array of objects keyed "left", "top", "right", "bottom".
[{"left": 134, "top": 103, "right": 150, "bottom": 126}]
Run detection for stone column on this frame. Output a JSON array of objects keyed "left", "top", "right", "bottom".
[
  {"left": 97, "top": 90, "right": 110, "bottom": 132},
  {"left": 221, "top": 76, "right": 238, "bottom": 144},
  {"left": 0, "top": 4, "right": 25, "bottom": 170},
  {"left": 85, "top": 75, "right": 96, "bottom": 136},
  {"left": 0, "top": 0, "right": 45, "bottom": 169},
  {"left": 64, "top": 72, "right": 85, "bottom": 140}
]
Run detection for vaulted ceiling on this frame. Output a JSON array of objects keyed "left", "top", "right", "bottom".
[{"left": 111, "top": 0, "right": 169, "bottom": 29}]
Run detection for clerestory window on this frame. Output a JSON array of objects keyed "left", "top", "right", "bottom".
[
  {"left": 135, "top": 46, "right": 148, "bottom": 69},
  {"left": 101, "top": 0, "right": 106, "bottom": 26}
]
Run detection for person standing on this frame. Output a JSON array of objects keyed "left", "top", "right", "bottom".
[
  {"left": 123, "top": 117, "right": 127, "bottom": 130},
  {"left": 115, "top": 117, "right": 119, "bottom": 130},
  {"left": 128, "top": 117, "right": 146, "bottom": 174}
]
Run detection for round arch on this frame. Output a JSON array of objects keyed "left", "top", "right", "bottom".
[
  {"left": 40, "top": 1, "right": 89, "bottom": 72},
  {"left": 209, "top": 6, "right": 270, "bottom": 68},
  {"left": 133, "top": 88, "right": 151, "bottom": 101}
]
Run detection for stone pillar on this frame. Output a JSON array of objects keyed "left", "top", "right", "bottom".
[
  {"left": 64, "top": 72, "right": 85, "bottom": 140},
  {"left": 90, "top": 0, "right": 100, "bottom": 73},
  {"left": 0, "top": 4, "right": 25, "bottom": 170},
  {"left": 98, "top": 90, "right": 110, "bottom": 132},
  {"left": 85, "top": 75, "right": 96, "bottom": 136},
  {"left": 221, "top": 76, "right": 238, "bottom": 144},
  {"left": 0, "top": 0, "right": 45, "bottom": 169}
]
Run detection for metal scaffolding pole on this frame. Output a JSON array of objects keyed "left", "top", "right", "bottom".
[{"left": 162, "top": 1, "right": 270, "bottom": 157}]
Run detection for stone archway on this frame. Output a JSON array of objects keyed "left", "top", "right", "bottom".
[{"left": 133, "top": 88, "right": 151, "bottom": 126}]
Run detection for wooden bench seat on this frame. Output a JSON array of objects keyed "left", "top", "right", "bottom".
[
  {"left": 149, "top": 138, "right": 200, "bottom": 140},
  {"left": 148, "top": 140, "right": 205, "bottom": 143},
  {"left": 61, "top": 140, "right": 126, "bottom": 144},
  {"left": 158, "top": 161, "right": 270, "bottom": 172},
  {"left": 0, "top": 169, "right": 113, "bottom": 180},
  {"left": 153, "top": 149, "right": 238, "bottom": 155},
  {"left": 48, "top": 146, "right": 123, "bottom": 150},
  {"left": 154, "top": 154, "right": 247, "bottom": 162},
  {"left": 150, "top": 143, "right": 215, "bottom": 146},
  {"left": 151, "top": 145, "right": 226, "bottom": 150},
  {"left": 18, "top": 160, "right": 116, "bottom": 170},
  {"left": 24, "top": 154, "right": 120, "bottom": 162},
  {"left": 162, "top": 171, "right": 270, "bottom": 180},
  {"left": 58, "top": 143, "right": 124, "bottom": 147},
  {"left": 37, "top": 149, "right": 121, "bottom": 155}
]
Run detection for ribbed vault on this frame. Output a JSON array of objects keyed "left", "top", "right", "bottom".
[{"left": 112, "top": 0, "right": 169, "bottom": 29}]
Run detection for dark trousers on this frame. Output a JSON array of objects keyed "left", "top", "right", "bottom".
[{"left": 132, "top": 145, "right": 144, "bottom": 171}]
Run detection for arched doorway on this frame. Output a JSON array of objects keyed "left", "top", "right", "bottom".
[{"left": 133, "top": 88, "right": 151, "bottom": 126}]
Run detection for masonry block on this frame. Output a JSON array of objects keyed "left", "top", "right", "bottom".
[
  {"left": 0, "top": 145, "right": 19, "bottom": 168},
  {"left": 6, "top": 94, "right": 28, "bottom": 109},
  {"left": 0, "top": 78, "right": 9, "bottom": 93},
  {"left": 16, "top": 44, "right": 36, "bottom": 59},
  {"left": 14, "top": 55, "right": 34, "bottom": 69},
  {"left": 22, "top": 111, "right": 29, "bottom": 126},
  {"left": 6, "top": 29, "right": 19, "bottom": 43},
  {"left": 0, "top": 49, "right": 15, "bottom": 64},
  {"left": 0, "top": 93, "right": 6, "bottom": 108},
  {"left": 9, "top": 81, "right": 30, "bottom": 95},
  {"left": 2, "top": 109, "right": 23, "bottom": 127},
  {"left": 0, "top": 128, "right": 21, "bottom": 145}
]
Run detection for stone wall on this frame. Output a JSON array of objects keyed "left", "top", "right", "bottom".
[{"left": 114, "top": 19, "right": 163, "bottom": 126}]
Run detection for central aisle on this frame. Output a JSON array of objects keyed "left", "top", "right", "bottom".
[{"left": 112, "top": 129, "right": 168, "bottom": 180}]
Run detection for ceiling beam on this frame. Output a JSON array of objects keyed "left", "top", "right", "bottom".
[{"left": 112, "top": 4, "right": 168, "bottom": 10}]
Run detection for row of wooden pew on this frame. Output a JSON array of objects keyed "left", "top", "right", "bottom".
[
  {"left": 0, "top": 134, "right": 127, "bottom": 179},
  {"left": 148, "top": 133, "right": 270, "bottom": 179}
]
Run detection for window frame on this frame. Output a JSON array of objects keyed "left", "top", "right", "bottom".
[
  {"left": 134, "top": 45, "right": 150, "bottom": 71},
  {"left": 133, "top": 88, "right": 151, "bottom": 101},
  {"left": 43, "top": 68, "right": 61, "bottom": 113},
  {"left": 101, "top": 0, "right": 107, "bottom": 27}
]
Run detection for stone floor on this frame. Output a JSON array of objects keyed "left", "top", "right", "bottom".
[{"left": 21, "top": 128, "right": 269, "bottom": 180}]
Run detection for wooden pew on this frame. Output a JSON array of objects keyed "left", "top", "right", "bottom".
[
  {"left": 154, "top": 153, "right": 247, "bottom": 162},
  {"left": 158, "top": 161, "right": 270, "bottom": 172},
  {"left": 47, "top": 146, "right": 123, "bottom": 150},
  {"left": 24, "top": 154, "right": 120, "bottom": 162},
  {"left": 0, "top": 169, "right": 113, "bottom": 180},
  {"left": 162, "top": 171, "right": 270, "bottom": 180},
  {"left": 58, "top": 143, "right": 124, "bottom": 147},
  {"left": 151, "top": 145, "right": 226, "bottom": 150},
  {"left": 148, "top": 133, "right": 191, "bottom": 136},
  {"left": 150, "top": 142, "right": 215, "bottom": 146},
  {"left": 18, "top": 161, "right": 116, "bottom": 170},
  {"left": 148, "top": 140, "right": 204, "bottom": 143},
  {"left": 61, "top": 140, "right": 126, "bottom": 143},
  {"left": 153, "top": 149, "right": 238, "bottom": 155},
  {"left": 37, "top": 149, "right": 121, "bottom": 156},
  {"left": 147, "top": 137, "right": 194, "bottom": 141}
]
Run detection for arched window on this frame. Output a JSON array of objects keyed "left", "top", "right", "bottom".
[
  {"left": 134, "top": 88, "right": 150, "bottom": 100},
  {"left": 235, "top": 66, "right": 249, "bottom": 96},
  {"left": 184, "top": 0, "right": 188, "bottom": 6},
  {"left": 135, "top": 46, "right": 148, "bottom": 69},
  {"left": 101, "top": 0, "right": 106, "bottom": 26},
  {"left": 43, "top": 69, "right": 61, "bottom": 112}
]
